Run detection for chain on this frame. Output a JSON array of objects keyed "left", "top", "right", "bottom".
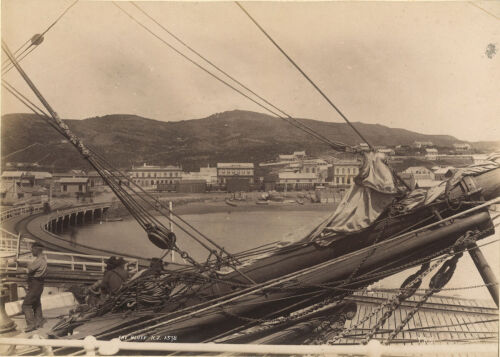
[
  {"left": 328, "top": 230, "right": 478, "bottom": 345},
  {"left": 218, "top": 294, "right": 348, "bottom": 340},
  {"left": 384, "top": 251, "right": 464, "bottom": 344},
  {"left": 344, "top": 218, "right": 388, "bottom": 284}
]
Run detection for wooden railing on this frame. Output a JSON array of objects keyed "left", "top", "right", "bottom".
[
  {"left": 0, "top": 203, "right": 44, "bottom": 223},
  {"left": 16, "top": 251, "right": 138, "bottom": 273},
  {"left": 1, "top": 230, "right": 138, "bottom": 273},
  {"left": 0, "top": 227, "right": 33, "bottom": 258}
]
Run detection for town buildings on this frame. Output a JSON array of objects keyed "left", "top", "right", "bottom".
[
  {"left": 58, "top": 177, "right": 89, "bottom": 194},
  {"left": 182, "top": 166, "right": 217, "bottom": 186},
  {"left": 129, "top": 164, "right": 183, "bottom": 189},
  {"left": 1, "top": 171, "right": 53, "bottom": 187},
  {"left": 278, "top": 172, "right": 321, "bottom": 190},
  {"left": 216, "top": 163, "right": 254, "bottom": 186},
  {"left": 453, "top": 143, "right": 472, "bottom": 152},
  {"left": 413, "top": 141, "right": 434, "bottom": 148},
  {"left": 402, "top": 166, "right": 435, "bottom": 181},
  {"left": 330, "top": 159, "right": 362, "bottom": 187},
  {"left": 425, "top": 148, "right": 438, "bottom": 160}
]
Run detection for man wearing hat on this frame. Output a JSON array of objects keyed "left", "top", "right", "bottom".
[
  {"left": 101, "top": 256, "right": 129, "bottom": 295},
  {"left": 22, "top": 242, "right": 47, "bottom": 332}
]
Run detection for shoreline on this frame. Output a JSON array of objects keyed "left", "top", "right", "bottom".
[{"left": 103, "top": 192, "right": 339, "bottom": 218}]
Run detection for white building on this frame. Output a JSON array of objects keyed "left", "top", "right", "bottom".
[
  {"left": 425, "top": 148, "right": 438, "bottom": 160},
  {"left": 403, "top": 166, "right": 435, "bottom": 181},
  {"left": 129, "top": 163, "right": 183, "bottom": 189},
  {"left": 377, "top": 148, "right": 395, "bottom": 156},
  {"left": 413, "top": 141, "right": 434, "bottom": 148},
  {"left": 1, "top": 171, "right": 52, "bottom": 187},
  {"left": 217, "top": 163, "right": 254, "bottom": 185},
  {"left": 278, "top": 172, "right": 321, "bottom": 190},
  {"left": 331, "top": 159, "right": 361, "bottom": 187},
  {"left": 182, "top": 166, "right": 217, "bottom": 185},
  {"left": 278, "top": 150, "right": 307, "bottom": 162},
  {"left": 453, "top": 143, "right": 472, "bottom": 152}
]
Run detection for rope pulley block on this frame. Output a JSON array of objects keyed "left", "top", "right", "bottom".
[
  {"left": 430, "top": 255, "right": 460, "bottom": 291},
  {"left": 145, "top": 224, "right": 176, "bottom": 250},
  {"left": 30, "top": 34, "right": 44, "bottom": 46},
  {"left": 398, "top": 262, "right": 429, "bottom": 300}
]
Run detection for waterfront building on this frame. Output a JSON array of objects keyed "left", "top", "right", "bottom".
[
  {"left": 182, "top": 166, "right": 217, "bottom": 185},
  {"left": 413, "top": 141, "right": 434, "bottom": 148},
  {"left": 278, "top": 172, "right": 321, "bottom": 190},
  {"left": 357, "top": 143, "right": 370, "bottom": 152},
  {"left": 86, "top": 170, "right": 105, "bottom": 188},
  {"left": 1, "top": 171, "right": 52, "bottom": 187},
  {"left": 377, "top": 148, "right": 395, "bottom": 156},
  {"left": 58, "top": 177, "right": 89, "bottom": 194},
  {"left": 453, "top": 143, "right": 472, "bottom": 152},
  {"left": 129, "top": 163, "right": 183, "bottom": 189},
  {"left": 331, "top": 159, "right": 362, "bottom": 187},
  {"left": 278, "top": 151, "right": 306, "bottom": 162},
  {"left": 425, "top": 148, "right": 438, "bottom": 160},
  {"left": 433, "top": 166, "right": 455, "bottom": 181},
  {"left": 216, "top": 163, "right": 254, "bottom": 186},
  {"left": 402, "top": 166, "right": 435, "bottom": 181},
  {"left": 176, "top": 179, "right": 206, "bottom": 193}
]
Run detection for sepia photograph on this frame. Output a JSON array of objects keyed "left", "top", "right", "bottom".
[{"left": 0, "top": 0, "right": 499, "bottom": 355}]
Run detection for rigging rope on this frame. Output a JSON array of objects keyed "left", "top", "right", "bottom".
[
  {"left": 113, "top": 2, "right": 354, "bottom": 153},
  {"left": 3, "top": 75, "right": 254, "bottom": 281},
  {"left": 235, "top": 1, "right": 374, "bottom": 150},
  {"left": 129, "top": 1, "right": 355, "bottom": 153},
  {"left": 2, "top": 0, "right": 79, "bottom": 75}
]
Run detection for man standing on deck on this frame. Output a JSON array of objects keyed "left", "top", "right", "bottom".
[{"left": 22, "top": 242, "right": 47, "bottom": 332}]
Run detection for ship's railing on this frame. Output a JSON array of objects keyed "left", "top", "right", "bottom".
[
  {"left": 0, "top": 337, "right": 496, "bottom": 356},
  {"left": 0, "top": 203, "right": 44, "bottom": 223},
  {"left": 0, "top": 228, "right": 33, "bottom": 259},
  {"left": 10, "top": 251, "right": 139, "bottom": 273},
  {"left": 0, "top": 230, "right": 138, "bottom": 273}
]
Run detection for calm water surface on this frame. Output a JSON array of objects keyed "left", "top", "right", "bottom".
[{"left": 64, "top": 209, "right": 499, "bottom": 301}]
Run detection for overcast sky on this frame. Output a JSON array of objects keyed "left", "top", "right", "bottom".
[{"left": 1, "top": 0, "right": 499, "bottom": 142}]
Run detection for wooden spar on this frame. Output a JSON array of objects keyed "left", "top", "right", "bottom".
[
  {"left": 468, "top": 243, "right": 499, "bottom": 307},
  {"left": 90, "top": 211, "right": 491, "bottom": 343}
]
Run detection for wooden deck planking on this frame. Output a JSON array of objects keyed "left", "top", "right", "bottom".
[
  {"left": 463, "top": 312, "right": 484, "bottom": 339},
  {"left": 434, "top": 310, "right": 452, "bottom": 341},
  {"left": 449, "top": 311, "right": 468, "bottom": 341},
  {"left": 339, "top": 292, "right": 498, "bottom": 345}
]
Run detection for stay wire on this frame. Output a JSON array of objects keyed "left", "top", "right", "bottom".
[
  {"left": 2, "top": 39, "right": 217, "bottom": 265},
  {"left": 2, "top": 45, "right": 36, "bottom": 74},
  {"left": 3, "top": 80, "right": 153, "bottom": 232},
  {"left": 113, "top": 2, "right": 351, "bottom": 152},
  {"left": 82, "top": 138, "right": 241, "bottom": 261},
  {"left": 1, "top": 41, "right": 176, "bottom": 257},
  {"left": 130, "top": 1, "right": 353, "bottom": 153},
  {"left": 235, "top": 1, "right": 374, "bottom": 151},
  {"left": 2, "top": 0, "right": 79, "bottom": 75},
  {"left": 83, "top": 147, "right": 227, "bottom": 255}
]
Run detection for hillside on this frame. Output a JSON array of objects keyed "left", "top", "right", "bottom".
[{"left": 1, "top": 110, "right": 463, "bottom": 171}]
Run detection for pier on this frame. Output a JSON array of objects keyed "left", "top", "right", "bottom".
[{"left": 1, "top": 202, "right": 148, "bottom": 265}]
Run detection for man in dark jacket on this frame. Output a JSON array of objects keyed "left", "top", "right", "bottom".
[
  {"left": 22, "top": 242, "right": 47, "bottom": 332},
  {"left": 101, "top": 257, "right": 129, "bottom": 295}
]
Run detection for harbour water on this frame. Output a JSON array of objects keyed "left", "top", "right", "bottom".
[{"left": 62, "top": 208, "right": 499, "bottom": 302}]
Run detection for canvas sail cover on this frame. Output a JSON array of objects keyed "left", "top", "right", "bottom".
[{"left": 321, "top": 152, "right": 400, "bottom": 233}]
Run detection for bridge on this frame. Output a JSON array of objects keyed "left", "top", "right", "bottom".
[
  {"left": 1, "top": 202, "right": 147, "bottom": 265},
  {"left": 42, "top": 203, "right": 110, "bottom": 235},
  {"left": 0, "top": 202, "right": 149, "bottom": 280}
]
